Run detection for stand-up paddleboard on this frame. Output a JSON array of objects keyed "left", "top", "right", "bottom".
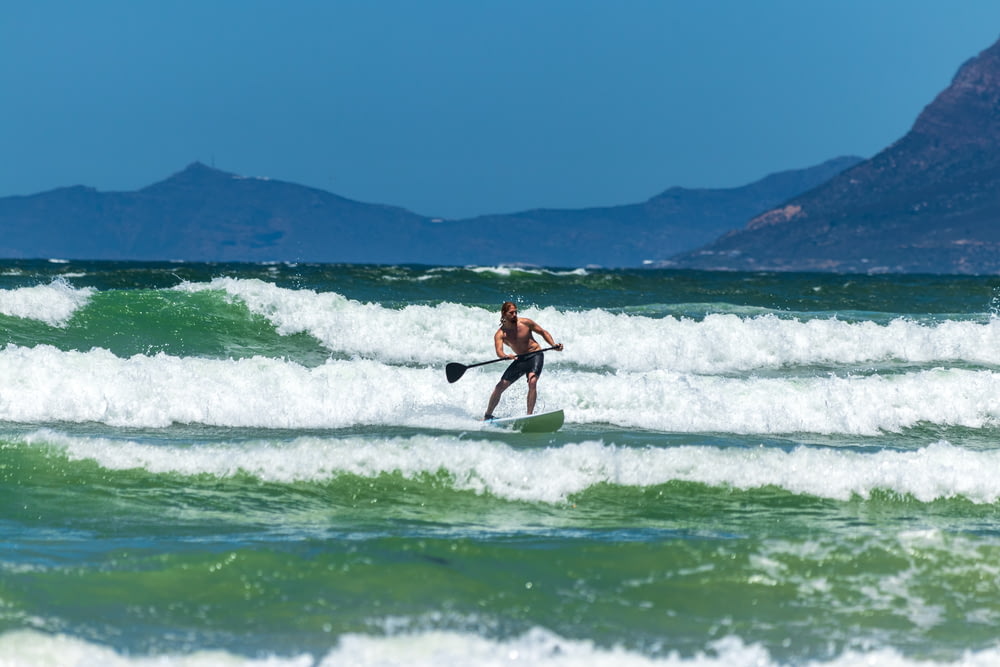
[{"left": 487, "top": 409, "right": 564, "bottom": 433}]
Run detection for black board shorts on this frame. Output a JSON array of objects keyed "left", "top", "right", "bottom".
[{"left": 501, "top": 352, "right": 545, "bottom": 383}]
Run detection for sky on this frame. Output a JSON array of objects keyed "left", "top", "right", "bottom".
[{"left": 4, "top": 2, "right": 1000, "bottom": 220}]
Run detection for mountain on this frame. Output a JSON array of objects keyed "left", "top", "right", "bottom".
[
  {"left": 0, "top": 163, "right": 430, "bottom": 264},
  {"left": 425, "top": 156, "right": 860, "bottom": 267},
  {"left": 672, "top": 36, "right": 1000, "bottom": 274},
  {"left": 0, "top": 158, "right": 859, "bottom": 267}
]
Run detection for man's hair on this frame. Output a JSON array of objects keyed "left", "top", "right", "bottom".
[{"left": 500, "top": 301, "right": 517, "bottom": 326}]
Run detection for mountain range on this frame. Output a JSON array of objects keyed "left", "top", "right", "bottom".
[
  {"left": 0, "top": 157, "right": 858, "bottom": 267},
  {"left": 4, "top": 34, "right": 1000, "bottom": 272}
]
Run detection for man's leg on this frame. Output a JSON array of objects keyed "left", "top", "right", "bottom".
[
  {"left": 526, "top": 373, "right": 539, "bottom": 415},
  {"left": 484, "top": 379, "right": 511, "bottom": 419}
]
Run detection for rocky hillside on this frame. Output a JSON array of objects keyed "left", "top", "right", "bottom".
[{"left": 672, "top": 35, "right": 1000, "bottom": 274}]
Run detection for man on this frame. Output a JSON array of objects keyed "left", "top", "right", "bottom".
[{"left": 483, "top": 301, "right": 563, "bottom": 419}]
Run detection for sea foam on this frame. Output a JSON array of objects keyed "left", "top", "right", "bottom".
[
  {"left": 25, "top": 431, "right": 1000, "bottom": 504},
  {"left": 0, "top": 279, "right": 93, "bottom": 327},
  {"left": 1, "top": 628, "right": 999, "bottom": 667},
  {"left": 3, "top": 344, "right": 1000, "bottom": 434},
  {"left": 176, "top": 278, "right": 1000, "bottom": 373}
]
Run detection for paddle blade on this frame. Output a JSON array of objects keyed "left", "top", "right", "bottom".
[{"left": 445, "top": 362, "right": 467, "bottom": 383}]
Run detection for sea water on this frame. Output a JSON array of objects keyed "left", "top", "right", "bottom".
[{"left": 2, "top": 260, "right": 1000, "bottom": 665}]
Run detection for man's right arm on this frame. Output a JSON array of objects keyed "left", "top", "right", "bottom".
[{"left": 494, "top": 330, "right": 511, "bottom": 358}]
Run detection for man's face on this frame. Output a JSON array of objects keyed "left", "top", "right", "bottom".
[{"left": 504, "top": 306, "right": 518, "bottom": 323}]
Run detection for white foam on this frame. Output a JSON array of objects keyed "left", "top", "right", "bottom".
[
  {"left": 5, "top": 344, "right": 1000, "bottom": 434},
  {"left": 555, "top": 366, "right": 1000, "bottom": 435},
  {"left": 429, "top": 265, "right": 591, "bottom": 277},
  {"left": 1, "top": 628, "right": 999, "bottom": 667},
  {"left": 542, "top": 310, "right": 1000, "bottom": 374},
  {"left": 175, "top": 277, "right": 485, "bottom": 364},
  {"left": 321, "top": 628, "right": 751, "bottom": 666},
  {"left": 0, "top": 279, "right": 94, "bottom": 327},
  {"left": 175, "top": 278, "right": 1000, "bottom": 373},
  {"left": 25, "top": 431, "right": 1000, "bottom": 504},
  {"left": 0, "top": 345, "right": 464, "bottom": 429},
  {"left": 4, "top": 276, "right": 1000, "bottom": 374},
  {"left": 0, "top": 629, "right": 312, "bottom": 666}
]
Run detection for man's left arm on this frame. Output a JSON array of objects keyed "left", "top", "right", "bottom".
[{"left": 529, "top": 320, "right": 563, "bottom": 350}]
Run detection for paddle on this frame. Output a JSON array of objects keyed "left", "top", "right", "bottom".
[{"left": 445, "top": 346, "right": 560, "bottom": 383}]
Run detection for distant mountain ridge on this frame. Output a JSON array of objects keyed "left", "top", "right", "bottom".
[
  {"left": 423, "top": 156, "right": 861, "bottom": 267},
  {"left": 0, "top": 157, "right": 859, "bottom": 267},
  {"left": 0, "top": 164, "right": 428, "bottom": 264},
  {"left": 673, "top": 35, "right": 1000, "bottom": 274}
]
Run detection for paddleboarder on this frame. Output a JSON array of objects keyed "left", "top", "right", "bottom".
[{"left": 484, "top": 301, "right": 563, "bottom": 419}]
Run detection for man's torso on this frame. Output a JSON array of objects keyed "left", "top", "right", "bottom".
[{"left": 500, "top": 319, "right": 540, "bottom": 355}]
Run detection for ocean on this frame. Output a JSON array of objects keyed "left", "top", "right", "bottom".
[{"left": 3, "top": 259, "right": 1000, "bottom": 666}]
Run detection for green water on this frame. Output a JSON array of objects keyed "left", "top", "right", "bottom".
[{"left": 2, "top": 260, "right": 1000, "bottom": 664}]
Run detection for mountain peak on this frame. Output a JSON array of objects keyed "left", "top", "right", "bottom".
[
  {"left": 672, "top": 34, "right": 1000, "bottom": 274},
  {"left": 171, "top": 161, "right": 234, "bottom": 181},
  {"left": 138, "top": 162, "right": 226, "bottom": 191},
  {"left": 911, "top": 36, "right": 1000, "bottom": 145}
]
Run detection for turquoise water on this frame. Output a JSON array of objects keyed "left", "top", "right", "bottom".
[{"left": 3, "top": 259, "right": 1000, "bottom": 665}]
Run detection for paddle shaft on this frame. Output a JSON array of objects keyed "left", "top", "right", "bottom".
[{"left": 446, "top": 345, "right": 560, "bottom": 383}]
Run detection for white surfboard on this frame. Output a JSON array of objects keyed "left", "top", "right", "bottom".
[{"left": 487, "top": 409, "right": 564, "bottom": 433}]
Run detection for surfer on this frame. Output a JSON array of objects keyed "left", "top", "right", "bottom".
[{"left": 483, "top": 301, "right": 563, "bottom": 419}]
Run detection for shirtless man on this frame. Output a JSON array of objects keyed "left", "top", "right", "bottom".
[{"left": 484, "top": 301, "right": 563, "bottom": 419}]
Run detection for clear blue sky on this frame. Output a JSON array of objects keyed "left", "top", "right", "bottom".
[{"left": 4, "top": 2, "right": 1000, "bottom": 219}]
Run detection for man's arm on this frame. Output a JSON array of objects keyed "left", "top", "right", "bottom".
[
  {"left": 494, "top": 329, "right": 515, "bottom": 358},
  {"left": 527, "top": 320, "right": 563, "bottom": 350}
]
